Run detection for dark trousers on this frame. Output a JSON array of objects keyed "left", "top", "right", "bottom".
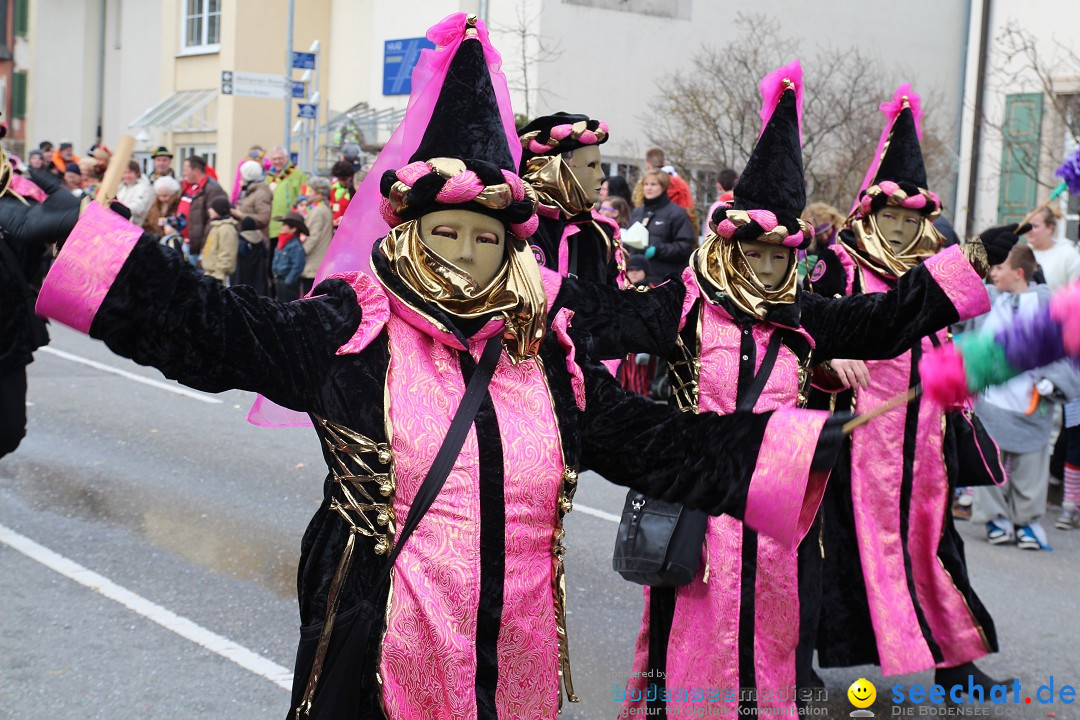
[{"left": 0, "top": 367, "right": 28, "bottom": 459}]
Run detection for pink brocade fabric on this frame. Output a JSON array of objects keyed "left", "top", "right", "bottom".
[
  {"left": 923, "top": 245, "right": 990, "bottom": 320},
  {"left": 10, "top": 174, "right": 47, "bottom": 203},
  {"left": 623, "top": 276, "right": 821, "bottom": 718},
  {"left": 743, "top": 409, "right": 829, "bottom": 549},
  {"left": 550, "top": 308, "right": 585, "bottom": 409},
  {"left": 849, "top": 269, "right": 989, "bottom": 675},
  {"left": 378, "top": 314, "right": 565, "bottom": 719},
  {"left": 35, "top": 202, "right": 142, "bottom": 333},
  {"left": 330, "top": 272, "right": 391, "bottom": 355}
]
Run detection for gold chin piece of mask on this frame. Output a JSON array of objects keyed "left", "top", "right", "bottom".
[{"left": 380, "top": 219, "right": 548, "bottom": 363}]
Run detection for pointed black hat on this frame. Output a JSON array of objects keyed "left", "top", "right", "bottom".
[
  {"left": 408, "top": 34, "right": 513, "bottom": 171},
  {"left": 731, "top": 88, "right": 806, "bottom": 218},
  {"left": 872, "top": 104, "right": 928, "bottom": 188},
  {"left": 710, "top": 61, "right": 810, "bottom": 249}
]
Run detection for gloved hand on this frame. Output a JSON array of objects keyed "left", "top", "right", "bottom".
[
  {"left": 644, "top": 246, "right": 657, "bottom": 260},
  {"left": 1035, "top": 378, "right": 1055, "bottom": 397},
  {"left": 978, "top": 222, "right": 1032, "bottom": 267},
  {"left": 0, "top": 169, "right": 81, "bottom": 250}
]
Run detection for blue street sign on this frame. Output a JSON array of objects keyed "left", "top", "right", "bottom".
[
  {"left": 297, "top": 103, "right": 317, "bottom": 119},
  {"left": 291, "top": 80, "right": 305, "bottom": 98},
  {"left": 291, "top": 51, "right": 316, "bottom": 70},
  {"left": 290, "top": 152, "right": 299, "bottom": 166},
  {"left": 383, "top": 37, "right": 435, "bottom": 95}
]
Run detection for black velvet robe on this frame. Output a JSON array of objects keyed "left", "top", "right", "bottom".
[
  {"left": 555, "top": 253, "right": 981, "bottom": 711},
  {"left": 528, "top": 211, "right": 621, "bottom": 285},
  {"left": 805, "top": 240, "right": 997, "bottom": 671},
  {"left": 80, "top": 233, "right": 839, "bottom": 720}
]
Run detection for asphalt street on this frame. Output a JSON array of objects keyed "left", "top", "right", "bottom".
[{"left": 1, "top": 324, "right": 1078, "bottom": 720}]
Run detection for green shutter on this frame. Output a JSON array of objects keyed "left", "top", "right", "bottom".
[
  {"left": 11, "top": 71, "right": 26, "bottom": 118},
  {"left": 997, "top": 93, "right": 1043, "bottom": 224},
  {"left": 14, "top": 0, "right": 28, "bottom": 36}
]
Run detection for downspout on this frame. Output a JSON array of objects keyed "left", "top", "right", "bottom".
[
  {"left": 964, "top": 0, "right": 992, "bottom": 235},
  {"left": 95, "top": 0, "right": 106, "bottom": 144}
]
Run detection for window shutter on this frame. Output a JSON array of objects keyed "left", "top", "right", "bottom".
[
  {"left": 997, "top": 93, "right": 1044, "bottom": 224},
  {"left": 12, "top": 71, "right": 27, "bottom": 119}
]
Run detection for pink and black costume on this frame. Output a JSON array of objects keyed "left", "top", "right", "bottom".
[
  {"left": 808, "top": 87, "right": 999, "bottom": 682},
  {"left": 33, "top": 18, "right": 844, "bottom": 720},
  {"left": 518, "top": 113, "right": 627, "bottom": 287},
  {"left": 564, "top": 65, "right": 991, "bottom": 717}
]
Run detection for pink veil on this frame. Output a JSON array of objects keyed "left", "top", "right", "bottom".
[{"left": 248, "top": 12, "right": 522, "bottom": 427}]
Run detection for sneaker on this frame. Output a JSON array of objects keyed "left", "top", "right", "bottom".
[
  {"left": 1015, "top": 525, "right": 1042, "bottom": 550},
  {"left": 1056, "top": 508, "right": 1080, "bottom": 531},
  {"left": 985, "top": 520, "right": 1012, "bottom": 545}
]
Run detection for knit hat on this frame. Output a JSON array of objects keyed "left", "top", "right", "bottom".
[
  {"left": 626, "top": 254, "right": 650, "bottom": 273},
  {"left": 210, "top": 196, "right": 231, "bottom": 217},
  {"left": 240, "top": 160, "right": 263, "bottom": 182},
  {"left": 65, "top": 162, "right": 81, "bottom": 175}
]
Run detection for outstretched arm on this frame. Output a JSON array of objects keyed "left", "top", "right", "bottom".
[
  {"left": 36, "top": 203, "right": 361, "bottom": 412},
  {"left": 802, "top": 244, "right": 990, "bottom": 362},
  {"left": 578, "top": 361, "right": 843, "bottom": 548},
  {"left": 550, "top": 271, "right": 687, "bottom": 360}
]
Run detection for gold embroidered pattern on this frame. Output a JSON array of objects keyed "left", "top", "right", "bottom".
[{"left": 293, "top": 417, "right": 395, "bottom": 720}]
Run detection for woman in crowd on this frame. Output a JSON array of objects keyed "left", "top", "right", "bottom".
[
  {"left": 599, "top": 195, "right": 633, "bottom": 229},
  {"left": 117, "top": 161, "right": 154, "bottom": 228},
  {"left": 143, "top": 175, "right": 181, "bottom": 235},
  {"left": 628, "top": 167, "right": 696, "bottom": 280}
]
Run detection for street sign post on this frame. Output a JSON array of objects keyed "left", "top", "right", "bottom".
[{"left": 220, "top": 70, "right": 288, "bottom": 99}]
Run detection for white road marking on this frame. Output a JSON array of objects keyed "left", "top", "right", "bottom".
[
  {"left": 39, "top": 347, "right": 222, "bottom": 404},
  {"left": 0, "top": 523, "right": 292, "bottom": 691},
  {"left": 573, "top": 503, "right": 620, "bottom": 523}
]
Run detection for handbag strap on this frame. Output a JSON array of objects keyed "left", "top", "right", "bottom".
[
  {"left": 735, "top": 331, "right": 783, "bottom": 412},
  {"left": 366, "top": 334, "right": 503, "bottom": 601}
]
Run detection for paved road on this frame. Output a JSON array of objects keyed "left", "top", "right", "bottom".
[{"left": 1, "top": 325, "right": 1078, "bottom": 719}]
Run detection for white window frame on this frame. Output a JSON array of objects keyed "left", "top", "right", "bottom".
[
  {"left": 178, "top": 145, "right": 218, "bottom": 174},
  {"left": 179, "top": 0, "right": 221, "bottom": 56}
]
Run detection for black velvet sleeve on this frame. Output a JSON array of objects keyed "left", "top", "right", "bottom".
[
  {"left": 88, "top": 235, "right": 362, "bottom": 411},
  {"left": 551, "top": 274, "right": 686, "bottom": 359},
  {"left": 799, "top": 260, "right": 965, "bottom": 363},
  {"left": 578, "top": 360, "right": 771, "bottom": 518}
]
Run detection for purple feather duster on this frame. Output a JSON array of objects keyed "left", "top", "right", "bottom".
[{"left": 1056, "top": 146, "right": 1080, "bottom": 194}]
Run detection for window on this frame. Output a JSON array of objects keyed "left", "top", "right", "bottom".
[
  {"left": 182, "top": 0, "right": 221, "bottom": 51},
  {"left": 11, "top": 71, "right": 26, "bottom": 118},
  {"left": 178, "top": 145, "right": 217, "bottom": 173}
]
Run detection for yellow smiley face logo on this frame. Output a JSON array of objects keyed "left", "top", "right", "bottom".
[{"left": 848, "top": 678, "right": 877, "bottom": 708}]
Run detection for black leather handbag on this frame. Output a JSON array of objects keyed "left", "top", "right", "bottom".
[{"left": 613, "top": 332, "right": 782, "bottom": 586}]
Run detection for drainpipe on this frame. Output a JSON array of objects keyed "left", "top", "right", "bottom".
[
  {"left": 964, "top": 0, "right": 992, "bottom": 236},
  {"left": 95, "top": 0, "right": 106, "bottom": 144}
]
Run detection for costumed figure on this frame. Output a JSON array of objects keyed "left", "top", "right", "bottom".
[
  {"left": 596, "top": 65, "right": 992, "bottom": 718},
  {"left": 807, "top": 85, "right": 1005, "bottom": 689},
  {"left": 32, "top": 17, "right": 845, "bottom": 720},
  {"left": 518, "top": 112, "right": 627, "bottom": 288}
]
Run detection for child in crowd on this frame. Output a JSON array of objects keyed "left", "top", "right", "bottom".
[
  {"left": 271, "top": 211, "right": 308, "bottom": 302},
  {"left": 969, "top": 245, "right": 1080, "bottom": 550},
  {"left": 201, "top": 197, "right": 239, "bottom": 283}
]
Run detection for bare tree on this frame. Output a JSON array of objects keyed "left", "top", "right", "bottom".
[
  {"left": 489, "top": 0, "right": 563, "bottom": 122},
  {"left": 986, "top": 25, "right": 1080, "bottom": 192},
  {"left": 645, "top": 14, "right": 956, "bottom": 215}
]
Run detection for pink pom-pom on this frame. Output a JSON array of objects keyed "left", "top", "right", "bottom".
[
  {"left": 919, "top": 343, "right": 970, "bottom": 409},
  {"left": 1050, "top": 279, "right": 1080, "bottom": 356}
]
